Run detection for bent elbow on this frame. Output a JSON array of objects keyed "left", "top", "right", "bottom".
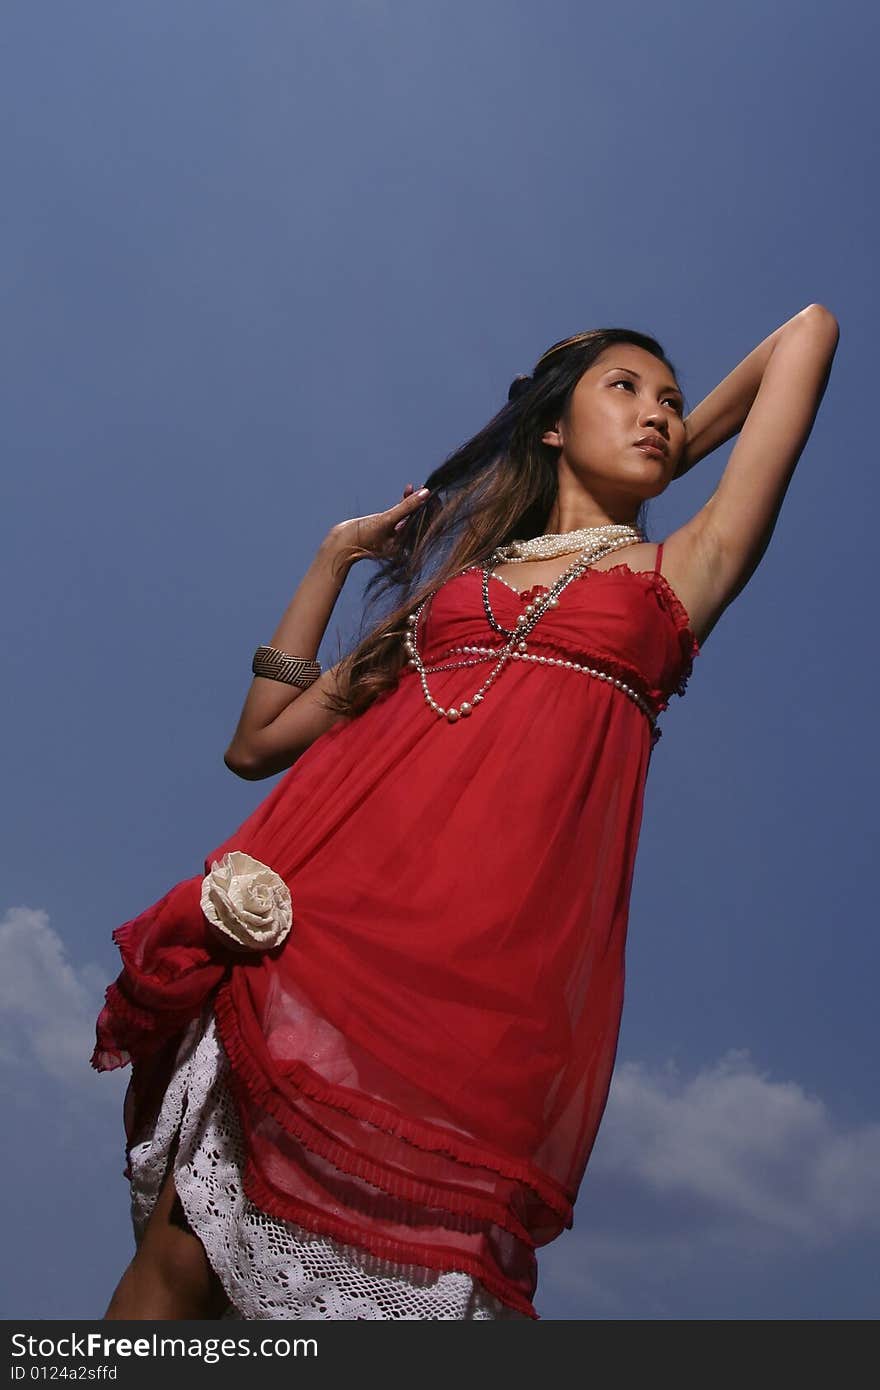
[
  {"left": 223, "top": 746, "right": 261, "bottom": 780},
  {"left": 802, "top": 303, "right": 839, "bottom": 335}
]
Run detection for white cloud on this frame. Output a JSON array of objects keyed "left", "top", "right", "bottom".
[
  {"left": 539, "top": 1048, "right": 880, "bottom": 1316},
  {"left": 0, "top": 904, "right": 120, "bottom": 1094},
  {"left": 593, "top": 1050, "right": 880, "bottom": 1244}
]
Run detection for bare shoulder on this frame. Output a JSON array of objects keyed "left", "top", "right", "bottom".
[
  {"left": 655, "top": 506, "right": 728, "bottom": 649},
  {"left": 591, "top": 524, "right": 723, "bottom": 648}
]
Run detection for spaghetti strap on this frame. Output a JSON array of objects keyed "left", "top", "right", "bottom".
[{"left": 654, "top": 541, "right": 664, "bottom": 575}]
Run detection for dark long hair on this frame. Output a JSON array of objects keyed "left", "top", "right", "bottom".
[{"left": 321, "top": 327, "right": 682, "bottom": 721}]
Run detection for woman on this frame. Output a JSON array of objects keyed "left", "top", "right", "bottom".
[{"left": 93, "top": 308, "right": 839, "bottom": 1320}]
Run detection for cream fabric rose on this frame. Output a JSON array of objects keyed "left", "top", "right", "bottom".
[{"left": 200, "top": 851, "right": 293, "bottom": 952}]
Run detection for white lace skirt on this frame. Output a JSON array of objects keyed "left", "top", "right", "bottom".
[{"left": 127, "top": 1005, "right": 525, "bottom": 1320}]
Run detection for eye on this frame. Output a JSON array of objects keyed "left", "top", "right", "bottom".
[{"left": 612, "top": 379, "right": 683, "bottom": 414}]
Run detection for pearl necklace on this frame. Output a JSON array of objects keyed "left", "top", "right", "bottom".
[
  {"left": 493, "top": 522, "right": 643, "bottom": 563},
  {"left": 404, "top": 524, "right": 646, "bottom": 724}
]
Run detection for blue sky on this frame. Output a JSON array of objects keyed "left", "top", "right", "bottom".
[{"left": 2, "top": 0, "right": 878, "bottom": 1320}]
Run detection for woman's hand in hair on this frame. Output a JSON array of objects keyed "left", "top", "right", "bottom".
[{"left": 327, "top": 483, "right": 432, "bottom": 566}]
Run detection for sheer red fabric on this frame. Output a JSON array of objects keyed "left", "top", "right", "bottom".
[{"left": 92, "top": 546, "right": 700, "bottom": 1319}]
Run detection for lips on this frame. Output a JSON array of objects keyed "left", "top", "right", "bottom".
[{"left": 633, "top": 435, "right": 668, "bottom": 457}]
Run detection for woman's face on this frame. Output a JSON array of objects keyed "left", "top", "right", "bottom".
[{"left": 542, "top": 343, "right": 686, "bottom": 502}]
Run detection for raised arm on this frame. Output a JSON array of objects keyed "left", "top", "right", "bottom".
[
  {"left": 224, "top": 483, "right": 432, "bottom": 780},
  {"left": 223, "top": 535, "right": 352, "bottom": 779},
  {"left": 661, "top": 303, "right": 840, "bottom": 646}
]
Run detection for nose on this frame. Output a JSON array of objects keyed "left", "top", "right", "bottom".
[{"left": 639, "top": 404, "right": 668, "bottom": 435}]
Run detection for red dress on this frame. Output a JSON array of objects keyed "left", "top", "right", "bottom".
[{"left": 92, "top": 542, "right": 700, "bottom": 1320}]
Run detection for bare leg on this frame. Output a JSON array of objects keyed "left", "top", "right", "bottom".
[{"left": 104, "top": 1152, "right": 231, "bottom": 1320}]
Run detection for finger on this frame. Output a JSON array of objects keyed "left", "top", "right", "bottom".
[
  {"left": 391, "top": 486, "right": 429, "bottom": 513},
  {"left": 393, "top": 488, "right": 431, "bottom": 532}
]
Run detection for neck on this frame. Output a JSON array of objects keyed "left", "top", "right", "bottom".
[{"left": 544, "top": 510, "right": 639, "bottom": 534}]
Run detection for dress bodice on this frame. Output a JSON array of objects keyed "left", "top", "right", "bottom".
[{"left": 415, "top": 563, "right": 700, "bottom": 743}]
